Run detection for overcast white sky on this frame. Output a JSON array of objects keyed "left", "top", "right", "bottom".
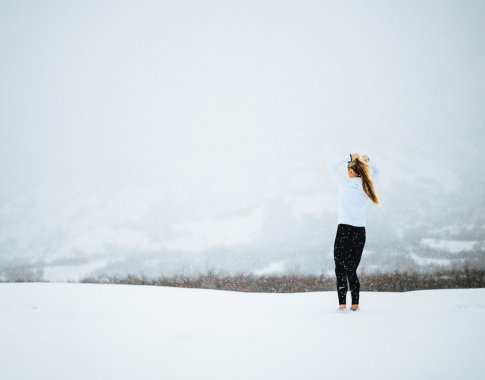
[{"left": 1, "top": 0, "right": 484, "bottom": 274}]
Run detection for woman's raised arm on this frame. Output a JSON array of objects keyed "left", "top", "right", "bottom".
[
  {"left": 368, "top": 158, "right": 380, "bottom": 184},
  {"left": 326, "top": 154, "right": 350, "bottom": 186}
]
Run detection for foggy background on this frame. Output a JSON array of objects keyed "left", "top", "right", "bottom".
[{"left": 1, "top": 0, "right": 484, "bottom": 281}]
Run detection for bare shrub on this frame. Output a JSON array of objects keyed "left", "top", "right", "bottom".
[{"left": 80, "top": 266, "right": 485, "bottom": 293}]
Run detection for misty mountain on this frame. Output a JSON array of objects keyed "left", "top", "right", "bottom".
[
  {"left": 1, "top": 1, "right": 484, "bottom": 281},
  {"left": 0, "top": 157, "right": 483, "bottom": 282}
]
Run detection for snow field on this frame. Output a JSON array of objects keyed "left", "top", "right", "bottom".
[{"left": 0, "top": 283, "right": 484, "bottom": 380}]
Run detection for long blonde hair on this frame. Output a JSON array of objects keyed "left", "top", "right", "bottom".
[{"left": 348, "top": 158, "right": 380, "bottom": 205}]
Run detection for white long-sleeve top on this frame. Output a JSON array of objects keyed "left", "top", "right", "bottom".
[{"left": 326, "top": 154, "right": 380, "bottom": 227}]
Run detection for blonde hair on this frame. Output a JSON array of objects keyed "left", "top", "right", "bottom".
[{"left": 348, "top": 158, "right": 380, "bottom": 205}]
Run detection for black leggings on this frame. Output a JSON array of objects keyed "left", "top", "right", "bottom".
[{"left": 333, "top": 223, "right": 366, "bottom": 305}]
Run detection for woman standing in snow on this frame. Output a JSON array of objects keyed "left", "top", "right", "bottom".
[{"left": 326, "top": 153, "right": 380, "bottom": 313}]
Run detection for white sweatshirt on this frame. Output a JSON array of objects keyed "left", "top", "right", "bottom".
[{"left": 326, "top": 154, "right": 380, "bottom": 227}]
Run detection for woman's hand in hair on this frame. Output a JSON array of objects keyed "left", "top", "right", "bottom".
[
  {"left": 362, "top": 155, "right": 369, "bottom": 162},
  {"left": 351, "top": 153, "right": 360, "bottom": 161}
]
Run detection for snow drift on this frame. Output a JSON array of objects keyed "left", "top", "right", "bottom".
[{"left": 0, "top": 283, "right": 483, "bottom": 380}]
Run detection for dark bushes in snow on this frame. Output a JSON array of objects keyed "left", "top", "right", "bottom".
[{"left": 79, "top": 266, "right": 484, "bottom": 293}]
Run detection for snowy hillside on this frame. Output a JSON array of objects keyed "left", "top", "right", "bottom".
[{"left": 0, "top": 283, "right": 483, "bottom": 380}]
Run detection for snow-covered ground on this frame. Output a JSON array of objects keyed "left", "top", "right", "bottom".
[{"left": 0, "top": 283, "right": 484, "bottom": 380}]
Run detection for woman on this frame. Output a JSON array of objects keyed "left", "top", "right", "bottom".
[{"left": 326, "top": 153, "right": 380, "bottom": 313}]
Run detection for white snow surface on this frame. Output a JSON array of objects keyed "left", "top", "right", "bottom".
[{"left": 0, "top": 283, "right": 484, "bottom": 380}]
